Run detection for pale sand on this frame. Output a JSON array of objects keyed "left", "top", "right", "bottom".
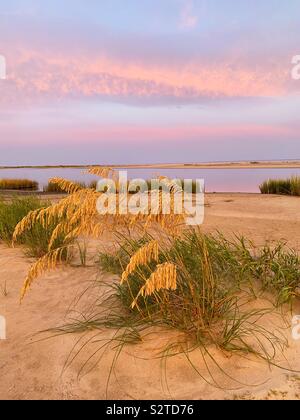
[
  {"left": 1, "top": 159, "right": 300, "bottom": 170},
  {"left": 0, "top": 193, "right": 300, "bottom": 400}
]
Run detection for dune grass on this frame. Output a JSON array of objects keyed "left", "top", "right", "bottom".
[
  {"left": 0, "top": 196, "right": 71, "bottom": 258},
  {"left": 50, "top": 229, "right": 299, "bottom": 393},
  {"left": 13, "top": 170, "right": 186, "bottom": 300},
  {"left": 0, "top": 196, "right": 44, "bottom": 242},
  {"left": 43, "top": 180, "right": 87, "bottom": 193},
  {"left": 99, "top": 232, "right": 300, "bottom": 307},
  {"left": 260, "top": 176, "right": 300, "bottom": 196},
  {"left": 0, "top": 179, "right": 38, "bottom": 191},
  {"left": 20, "top": 216, "right": 72, "bottom": 258}
]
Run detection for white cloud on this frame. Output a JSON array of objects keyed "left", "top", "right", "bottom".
[{"left": 179, "top": 0, "right": 198, "bottom": 30}]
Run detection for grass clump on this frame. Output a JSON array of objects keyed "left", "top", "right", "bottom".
[
  {"left": 20, "top": 217, "right": 71, "bottom": 258},
  {"left": 260, "top": 176, "right": 300, "bottom": 196},
  {"left": 0, "top": 196, "right": 44, "bottom": 242},
  {"left": 0, "top": 196, "right": 71, "bottom": 258},
  {"left": 99, "top": 232, "right": 300, "bottom": 306},
  {"left": 0, "top": 179, "right": 38, "bottom": 191},
  {"left": 53, "top": 229, "right": 300, "bottom": 392},
  {"left": 98, "top": 235, "right": 151, "bottom": 275}
]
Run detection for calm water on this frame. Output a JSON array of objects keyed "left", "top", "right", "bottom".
[{"left": 1, "top": 168, "right": 300, "bottom": 193}]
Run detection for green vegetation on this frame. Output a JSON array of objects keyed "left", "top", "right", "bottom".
[
  {"left": 0, "top": 196, "right": 44, "bottom": 242},
  {"left": 99, "top": 232, "right": 300, "bottom": 307},
  {"left": 0, "top": 179, "right": 38, "bottom": 191},
  {"left": 260, "top": 176, "right": 300, "bottom": 196},
  {"left": 52, "top": 230, "right": 299, "bottom": 391},
  {"left": 0, "top": 196, "right": 70, "bottom": 258}
]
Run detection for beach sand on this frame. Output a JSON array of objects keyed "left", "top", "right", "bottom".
[{"left": 0, "top": 193, "right": 300, "bottom": 400}]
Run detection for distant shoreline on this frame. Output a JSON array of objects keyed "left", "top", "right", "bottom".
[{"left": 1, "top": 160, "right": 300, "bottom": 170}]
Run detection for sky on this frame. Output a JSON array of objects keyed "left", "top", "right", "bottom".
[{"left": 0, "top": 0, "right": 299, "bottom": 165}]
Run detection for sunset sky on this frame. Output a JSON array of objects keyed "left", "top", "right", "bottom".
[{"left": 0, "top": 0, "right": 299, "bottom": 165}]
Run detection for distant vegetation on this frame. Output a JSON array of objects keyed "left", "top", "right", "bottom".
[
  {"left": 0, "top": 179, "right": 38, "bottom": 191},
  {"left": 260, "top": 176, "right": 300, "bottom": 196},
  {"left": 44, "top": 179, "right": 202, "bottom": 194}
]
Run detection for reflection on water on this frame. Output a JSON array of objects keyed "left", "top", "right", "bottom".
[{"left": 0, "top": 167, "right": 300, "bottom": 193}]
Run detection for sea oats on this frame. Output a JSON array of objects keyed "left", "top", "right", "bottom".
[
  {"left": 14, "top": 168, "right": 188, "bottom": 299},
  {"left": 20, "top": 246, "right": 67, "bottom": 300},
  {"left": 131, "top": 263, "right": 177, "bottom": 308},
  {"left": 87, "top": 166, "right": 116, "bottom": 180},
  {"left": 121, "top": 240, "right": 159, "bottom": 284},
  {"left": 49, "top": 178, "right": 84, "bottom": 195}
]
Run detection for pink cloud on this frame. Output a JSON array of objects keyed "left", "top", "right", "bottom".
[{"left": 0, "top": 47, "right": 290, "bottom": 108}]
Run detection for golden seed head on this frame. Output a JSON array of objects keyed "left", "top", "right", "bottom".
[{"left": 131, "top": 263, "right": 177, "bottom": 309}]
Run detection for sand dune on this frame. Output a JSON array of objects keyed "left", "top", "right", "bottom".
[{"left": 0, "top": 193, "right": 300, "bottom": 400}]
